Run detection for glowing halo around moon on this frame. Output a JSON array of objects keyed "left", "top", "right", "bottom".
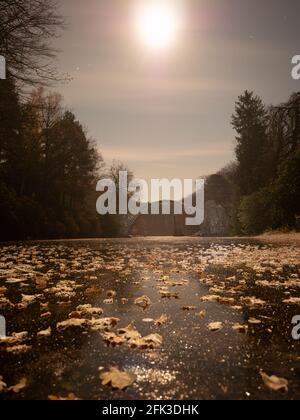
[{"left": 135, "top": 1, "right": 181, "bottom": 51}]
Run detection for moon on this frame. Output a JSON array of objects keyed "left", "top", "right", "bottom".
[{"left": 135, "top": 1, "right": 180, "bottom": 51}]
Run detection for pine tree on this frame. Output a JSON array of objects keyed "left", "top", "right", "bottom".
[{"left": 231, "top": 91, "right": 269, "bottom": 196}]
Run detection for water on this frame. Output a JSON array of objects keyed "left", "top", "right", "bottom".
[{"left": 0, "top": 237, "right": 299, "bottom": 400}]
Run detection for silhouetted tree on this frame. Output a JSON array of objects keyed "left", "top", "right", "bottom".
[
  {"left": 0, "top": 0, "right": 66, "bottom": 86},
  {"left": 231, "top": 91, "right": 269, "bottom": 196}
]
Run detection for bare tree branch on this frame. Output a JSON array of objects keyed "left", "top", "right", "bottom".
[{"left": 0, "top": 0, "right": 68, "bottom": 87}]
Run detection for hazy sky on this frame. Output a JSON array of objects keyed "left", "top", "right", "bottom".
[{"left": 57, "top": 0, "right": 300, "bottom": 182}]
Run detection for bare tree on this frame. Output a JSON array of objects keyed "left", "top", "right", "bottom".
[{"left": 0, "top": 0, "right": 66, "bottom": 86}]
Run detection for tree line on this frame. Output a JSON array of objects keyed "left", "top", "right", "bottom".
[
  {"left": 0, "top": 0, "right": 127, "bottom": 240},
  {"left": 220, "top": 90, "right": 300, "bottom": 235},
  {"left": 0, "top": 81, "right": 105, "bottom": 239}
]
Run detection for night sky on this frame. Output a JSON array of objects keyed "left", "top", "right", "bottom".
[{"left": 56, "top": 0, "right": 300, "bottom": 183}]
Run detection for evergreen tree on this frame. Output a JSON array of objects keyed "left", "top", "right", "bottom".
[{"left": 231, "top": 90, "right": 269, "bottom": 196}]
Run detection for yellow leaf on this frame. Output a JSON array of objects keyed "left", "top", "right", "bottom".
[
  {"left": 134, "top": 295, "right": 152, "bottom": 309},
  {"left": 208, "top": 322, "right": 223, "bottom": 332},
  {"left": 260, "top": 372, "right": 288, "bottom": 392},
  {"left": 8, "top": 378, "right": 27, "bottom": 393},
  {"left": 154, "top": 314, "right": 169, "bottom": 326},
  {"left": 100, "top": 367, "right": 136, "bottom": 390}
]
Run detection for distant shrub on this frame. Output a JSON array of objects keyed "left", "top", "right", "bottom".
[{"left": 238, "top": 189, "right": 272, "bottom": 235}]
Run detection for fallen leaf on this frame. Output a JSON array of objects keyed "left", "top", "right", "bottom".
[
  {"left": 0, "top": 297, "right": 13, "bottom": 308},
  {"left": 37, "top": 327, "right": 51, "bottom": 338},
  {"left": 6, "top": 345, "right": 31, "bottom": 354},
  {"left": 0, "top": 286, "right": 7, "bottom": 295},
  {"left": 48, "top": 393, "right": 80, "bottom": 400},
  {"left": 40, "top": 311, "right": 51, "bottom": 319},
  {"left": 232, "top": 324, "right": 248, "bottom": 334},
  {"left": 260, "top": 372, "right": 288, "bottom": 392},
  {"left": 100, "top": 367, "right": 136, "bottom": 390},
  {"left": 208, "top": 322, "right": 223, "bottom": 332},
  {"left": 118, "top": 324, "right": 141, "bottom": 341},
  {"left": 240, "top": 297, "right": 266, "bottom": 308},
  {"left": 142, "top": 318, "right": 154, "bottom": 323},
  {"left": 106, "top": 290, "right": 117, "bottom": 298},
  {"left": 198, "top": 310, "right": 207, "bottom": 319},
  {"left": 181, "top": 306, "right": 197, "bottom": 311},
  {"left": 218, "top": 297, "right": 235, "bottom": 305},
  {"left": 0, "top": 332, "right": 28, "bottom": 345},
  {"left": 283, "top": 297, "right": 300, "bottom": 305},
  {"left": 200, "top": 295, "right": 234, "bottom": 305},
  {"left": 0, "top": 376, "right": 7, "bottom": 393},
  {"left": 103, "top": 298, "right": 114, "bottom": 305},
  {"left": 57, "top": 318, "right": 87, "bottom": 331},
  {"left": 8, "top": 378, "right": 27, "bottom": 393},
  {"left": 18, "top": 294, "right": 41, "bottom": 309},
  {"left": 75, "top": 304, "right": 103, "bottom": 317},
  {"left": 160, "top": 291, "right": 179, "bottom": 299},
  {"left": 89, "top": 317, "right": 120, "bottom": 332},
  {"left": 248, "top": 317, "right": 262, "bottom": 325},
  {"left": 85, "top": 287, "right": 102, "bottom": 296},
  {"left": 154, "top": 314, "right": 169, "bottom": 326},
  {"left": 102, "top": 332, "right": 126, "bottom": 346},
  {"left": 132, "top": 334, "right": 163, "bottom": 349},
  {"left": 134, "top": 295, "right": 152, "bottom": 309},
  {"left": 200, "top": 295, "right": 220, "bottom": 303},
  {"left": 35, "top": 276, "right": 48, "bottom": 289}
]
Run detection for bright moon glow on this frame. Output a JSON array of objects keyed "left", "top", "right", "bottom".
[{"left": 136, "top": 2, "right": 180, "bottom": 50}]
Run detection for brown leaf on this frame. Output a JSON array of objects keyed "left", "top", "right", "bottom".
[
  {"left": 283, "top": 297, "right": 300, "bottom": 305},
  {"left": 181, "top": 306, "right": 197, "bottom": 311},
  {"left": 154, "top": 314, "right": 169, "bottom": 326},
  {"left": 198, "top": 310, "right": 207, "bottom": 319},
  {"left": 232, "top": 324, "right": 248, "bottom": 334},
  {"left": 103, "top": 298, "right": 114, "bottom": 305},
  {"left": 200, "top": 295, "right": 220, "bottom": 303},
  {"left": 57, "top": 318, "right": 87, "bottom": 331},
  {"left": 75, "top": 304, "right": 103, "bottom": 317},
  {"left": 89, "top": 317, "right": 120, "bottom": 332},
  {"left": 142, "top": 318, "right": 154, "bottom": 323},
  {"left": 133, "top": 334, "right": 163, "bottom": 349},
  {"left": 118, "top": 324, "right": 141, "bottom": 341},
  {"left": 208, "top": 322, "right": 223, "bottom": 332},
  {"left": 0, "top": 376, "right": 7, "bottom": 393},
  {"left": 240, "top": 297, "right": 266, "bottom": 308},
  {"left": 8, "top": 378, "right": 27, "bottom": 393},
  {"left": 0, "top": 297, "right": 14, "bottom": 308},
  {"left": 134, "top": 295, "right": 152, "bottom": 309},
  {"left": 102, "top": 332, "right": 126, "bottom": 346},
  {"left": 35, "top": 276, "right": 48, "bottom": 289},
  {"left": 0, "top": 332, "right": 28, "bottom": 345},
  {"left": 18, "top": 294, "right": 41, "bottom": 309},
  {"left": 248, "top": 317, "right": 262, "bottom": 325},
  {"left": 160, "top": 290, "right": 179, "bottom": 299},
  {"left": 85, "top": 287, "right": 102, "bottom": 296},
  {"left": 37, "top": 327, "right": 51, "bottom": 338},
  {"left": 0, "top": 286, "right": 7, "bottom": 295},
  {"left": 40, "top": 311, "right": 51, "bottom": 319},
  {"left": 48, "top": 393, "right": 80, "bottom": 400},
  {"left": 200, "top": 295, "right": 234, "bottom": 305},
  {"left": 106, "top": 290, "right": 117, "bottom": 298},
  {"left": 6, "top": 345, "right": 31, "bottom": 354},
  {"left": 100, "top": 367, "right": 136, "bottom": 390},
  {"left": 260, "top": 372, "right": 288, "bottom": 392}
]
